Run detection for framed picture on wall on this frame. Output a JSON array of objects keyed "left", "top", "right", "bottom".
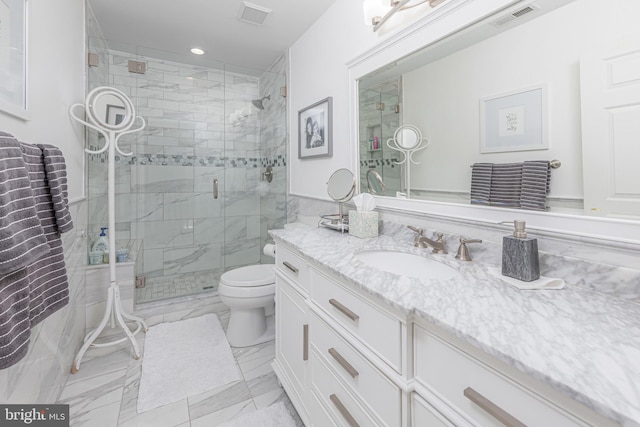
[
  {"left": 0, "top": 0, "right": 28, "bottom": 120},
  {"left": 480, "top": 85, "right": 548, "bottom": 153},
  {"left": 298, "top": 97, "right": 333, "bottom": 159}
]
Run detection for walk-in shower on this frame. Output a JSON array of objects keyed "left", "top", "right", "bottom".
[{"left": 86, "top": 38, "right": 288, "bottom": 305}]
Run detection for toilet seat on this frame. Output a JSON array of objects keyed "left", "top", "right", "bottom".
[{"left": 220, "top": 264, "right": 275, "bottom": 287}]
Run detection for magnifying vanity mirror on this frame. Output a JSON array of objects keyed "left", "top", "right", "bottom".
[
  {"left": 320, "top": 168, "right": 356, "bottom": 231},
  {"left": 357, "top": 0, "right": 640, "bottom": 220}
]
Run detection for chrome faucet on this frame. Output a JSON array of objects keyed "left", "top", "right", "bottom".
[{"left": 407, "top": 226, "right": 448, "bottom": 254}]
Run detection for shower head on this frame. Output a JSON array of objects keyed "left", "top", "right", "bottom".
[{"left": 251, "top": 95, "right": 271, "bottom": 110}]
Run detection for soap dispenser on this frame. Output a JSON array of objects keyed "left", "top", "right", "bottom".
[
  {"left": 501, "top": 220, "right": 540, "bottom": 282},
  {"left": 92, "top": 227, "right": 109, "bottom": 254}
]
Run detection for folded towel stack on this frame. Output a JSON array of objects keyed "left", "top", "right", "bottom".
[
  {"left": 470, "top": 160, "right": 551, "bottom": 211},
  {"left": 0, "top": 132, "right": 74, "bottom": 369}
]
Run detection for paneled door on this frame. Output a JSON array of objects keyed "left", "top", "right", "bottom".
[{"left": 581, "top": 39, "right": 640, "bottom": 217}]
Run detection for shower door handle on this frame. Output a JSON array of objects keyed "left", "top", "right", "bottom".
[{"left": 213, "top": 179, "right": 219, "bottom": 199}]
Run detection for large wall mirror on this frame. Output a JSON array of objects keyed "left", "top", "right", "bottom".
[{"left": 357, "top": 0, "right": 640, "bottom": 221}]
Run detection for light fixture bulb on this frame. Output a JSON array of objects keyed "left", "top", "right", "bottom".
[{"left": 190, "top": 48, "right": 205, "bottom": 55}]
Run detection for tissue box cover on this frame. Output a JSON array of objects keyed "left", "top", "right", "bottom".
[{"left": 348, "top": 210, "right": 378, "bottom": 238}]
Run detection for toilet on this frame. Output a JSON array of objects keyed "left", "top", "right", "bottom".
[{"left": 218, "top": 264, "right": 276, "bottom": 347}]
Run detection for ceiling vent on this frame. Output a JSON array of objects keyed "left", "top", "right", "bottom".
[
  {"left": 492, "top": 4, "right": 538, "bottom": 27},
  {"left": 238, "top": 2, "right": 272, "bottom": 25}
]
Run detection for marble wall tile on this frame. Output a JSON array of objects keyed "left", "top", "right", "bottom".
[
  {"left": 193, "top": 192, "right": 222, "bottom": 218},
  {"left": 136, "top": 192, "right": 164, "bottom": 222},
  {"left": 194, "top": 218, "right": 226, "bottom": 244},
  {"left": 132, "top": 165, "right": 193, "bottom": 193},
  {"left": 164, "top": 244, "right": 222, "bottom": 275},
  {"left": 224, "top": 238, "right": 261, "bottom": 268},
  {"left": 225, "top": 192, "right": 260, "bottom": 216},
  {"left": 133, "top": 219, "right": 194, "bottom": 249}
]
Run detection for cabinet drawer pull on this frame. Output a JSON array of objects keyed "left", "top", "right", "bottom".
[
  {"left": 303, "top": 324, "right": 309, "bottom": 361},
  {"left": 463, "top": 387, "right": 527, "bottom": 427},
  {"left": 329, "top": 394, "right": 360, "bottom": 427},
  {"left": 328, "top": 299, "right": 359, "bottom": 321},
  {"left": 328, "top": 348, "right": 359, "bottom": 378},
  {"left": 282, "top": 261, "right": 299, "bottom": 274},
  {"left": 213, "top": 178, "right": 219, "bottom": 199}
]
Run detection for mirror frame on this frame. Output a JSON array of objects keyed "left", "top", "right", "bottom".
[
  {"left": 346, "top": 0, "right": 640, "bottom": 247},
  {"left": 327, "top": 168, "right": 357, "bottom": 203}
]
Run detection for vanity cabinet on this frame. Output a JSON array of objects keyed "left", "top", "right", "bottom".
[
  {"left": 413, "top": 322, "right": 595, "bottom": 427},
  {"left": 272, "top": 241, "right": 620, "bottom": 427},
  {"left": 273, "top": 245, "right": 310, "bottom": 425}
]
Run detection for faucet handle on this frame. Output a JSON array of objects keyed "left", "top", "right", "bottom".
[
  {"left": 455, "top": 238, "right": 482, "bottom": 261},
  {"left": 408, "top": 226, "right": 426, "bottom": 248},
  {"left": 407, "top": 225, "right": 423, "bottom": 236}
]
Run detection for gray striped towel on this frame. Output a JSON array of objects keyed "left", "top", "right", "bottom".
[
  {"left": 0, "top": 134, "right": 50, "bottom": 274},
  {"left": 38, "top": 144, "right": 74, "bottom": 233},
  {"left": 20, "top": 143, "right": 70, "bottom": 327},
  {"left": 0, "top": 134, "right": 72, "bottom": 369},
  {"left": 520, "top": 160, "right": 551, "bottom": 211},
  {"left": 470, "top": 161, "right": 551, "bottom": 210},
  {"left": 488, "top": 163, "right": 522, "bottom": 208},
  {"left": 470, "top": 163, "right": 491, "bottom": 206}
]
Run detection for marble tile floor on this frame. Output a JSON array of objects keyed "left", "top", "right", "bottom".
[
  {"left": 57, "top": 319, "right": 303, "bottom": 426},
  {"left": 136, "top": 273, "right": 218, "bottom": 304}
]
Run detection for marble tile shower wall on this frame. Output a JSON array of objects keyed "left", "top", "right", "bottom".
[
  {"left": 88, "top": 50, "right": 286, "bottom": 295},
  {"left": 359, "top": 89, "right": 401, "bottom": 195},
  {"left": 259, "top": 53, "right": 288, "bottom": 264}
]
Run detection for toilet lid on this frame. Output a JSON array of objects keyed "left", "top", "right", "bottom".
[{"left": 220, "top": 264, "right": 275, "bottom": 287}]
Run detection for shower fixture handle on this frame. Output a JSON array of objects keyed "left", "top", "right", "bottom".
[{"left": 213, "top": 179, "right": 219, "bottom": 199}]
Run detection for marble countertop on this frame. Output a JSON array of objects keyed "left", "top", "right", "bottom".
[{"left": 269, "top": 224, "right": 640, "bottom": 427}]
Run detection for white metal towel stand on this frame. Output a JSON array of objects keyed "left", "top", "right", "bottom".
[{"left": 69, "top": 86, "right": 148, "bottom": 374}]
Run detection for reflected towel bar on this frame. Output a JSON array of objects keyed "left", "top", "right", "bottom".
[{"left": 470, "top": 159, "right": 561, "bottom": 169}]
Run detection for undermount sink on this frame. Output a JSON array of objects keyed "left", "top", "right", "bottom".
[{"left": 354, "top": 250, "right": 460, "bottom": 281}]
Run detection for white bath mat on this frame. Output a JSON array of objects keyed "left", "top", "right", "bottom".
[
  {"left": 137, "top": 314, "right": 242, "bottom": 413},
  {"left": 218, "top": 402, "right": 298, "bottom": 427}
]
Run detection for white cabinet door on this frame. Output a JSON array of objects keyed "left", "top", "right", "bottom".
[
  {"left": 581, "top": 38, "right": 640, "bottom": 217},
  {"left": 275, "top": 274, "right": 309, "bottom": 415}
]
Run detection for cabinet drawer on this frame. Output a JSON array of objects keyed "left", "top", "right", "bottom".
[
  {"left": 411, "top": 392, "right": 455, "bottom": 427},
  {"left": 310, "top": 269, "right": 403, "bottom": 373},
  {"left": 414, "top": 325, "right": 587, "bottom": 427},
  {"left": 309, "top": 389, "right": 339, "bottom": 427},
  {"left": 311, "top": 312, "right": 402, "bottom": 426},
  {"left": 310, "top": 349, "right": 378, "bottom": 427},
  {"left": 276, "top": 244, "right": 309, "bottom": 292}
]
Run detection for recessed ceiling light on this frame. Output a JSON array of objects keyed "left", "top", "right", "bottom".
[{"left": 190, "top": 48, "right": 205, "bottom": 55}]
